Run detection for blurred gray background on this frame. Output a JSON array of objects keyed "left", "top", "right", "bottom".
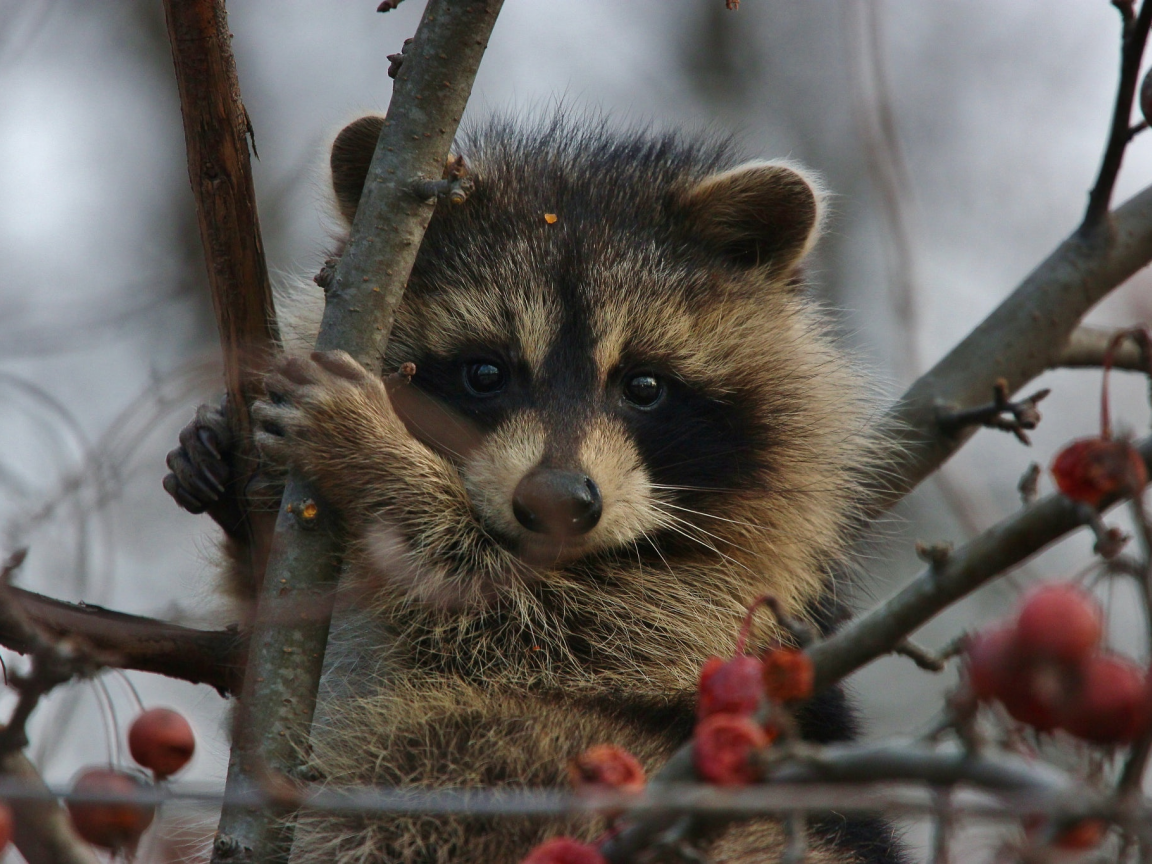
[{"left": 0, "top": 1, "right": 1150, "bottom": 860}]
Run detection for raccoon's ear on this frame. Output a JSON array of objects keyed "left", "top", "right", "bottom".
[
  {"left": 330, "top": 115, "right": 385, "bottom": 224},
  {"left": 680, "top": 162, "right": 821, "bottom": 275}
]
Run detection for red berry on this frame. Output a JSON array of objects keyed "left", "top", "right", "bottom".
[
  {"left": 964, "top": 626, "right": 1017, "bottom": 702},
  {"left": 999, "top": 661, "right": 1068, "bottom": 733},
  {"left": 1051, "top": 438, "right": 1147, "bottom": 507},
  {"left": 521, "top": 837, "right": 607, "bottom": 864},
  {"left": 568, "top": 744, "right": 645, "bottom": 794},
  {"left": 761, "top": 647, "right": 814, "bottom": 703},
  {"left": 1062, "top": 654, "right": 1149, "bottom": 744},
  {"left": 66, "top": 768, "right": 155, "bottom": 852},
  {"left": 1015, "top": 584, "right": 1102, "bottom": 664},
  {"left": 128, "top": 707, "right": 195, "bottom": 778},
  {"left": 0, "top": 802, "right": 12, "bottom": 852},
  {"left": 693, "top": 712, "right": 772, "bottom": 786},
  {"left": 697, "top": 655, "right": 764, "bottom": 718}
]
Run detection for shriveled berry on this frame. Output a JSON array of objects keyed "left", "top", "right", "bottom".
[
  {"left": 964, "top": 626, "right": 1017, "bottom": 702},
  {"left": 1015, "top": 584, "right": 1102, "bottom": 664},
  {"left": 521, "top": 837, "right": 607, "bottom": 864},
  {"left": 128, "top": 707, "right": 195, "bottom": 778},
  {"left": 761, "top": 647, "right": 814, "bottom": 703},
  {"left": 66, "top": 768, "right": 155, "bottom": 852},
  {"left": 1051, "top": 438, "right": 1147, "bottom": 507},
  {"left": 697, "top": 655, "right": 764, "bottom": 718},
  {"left": 0, "top": 802, "right": 11, "bottom": 852},
  {"left": 1062, "top": 654, "right": 1149, "bottom": 744},
  {"left": 693, "top": 712, "right": 771, "bottom": 786},
  {"left": 1025, "top": 816, "right": 1108, "bottom": 851},
  {"left": 1054, "top": 819, "right": 1108, "bottom": 850},
  {"left": 568, "top": 744, "right": 645, "bottom": 794}
]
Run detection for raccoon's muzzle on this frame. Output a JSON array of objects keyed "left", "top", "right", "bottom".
[{"left": 512, "top": 468, "right": 602, "bottom": 537}]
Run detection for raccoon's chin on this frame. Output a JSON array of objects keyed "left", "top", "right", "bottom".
[{"left": 513, "top": 533, "right": 594, "bottom": 569}]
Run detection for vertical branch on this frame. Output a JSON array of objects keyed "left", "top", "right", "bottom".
[
  {"left": 163, "top": 0, "right": 280, "bottom": 587},
  {"left": 208, "top": 2, "right": 505, "bottom": 862},
  {"left": 1082, "top": 0, "right": 1152, "bottom": 231}
]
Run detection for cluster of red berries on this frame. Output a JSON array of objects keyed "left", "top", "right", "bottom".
[
  {"left": 965, "top": 584, "right": 1150, "bottom": 743},
  {"left": 64, "top": 707, "right": 195, "bottom": 853},
  {"left": 519, "top": 604, "right": 818, "bottom": 864},
  {"left": 692, "top": 644, "right": 813, "bottom": 786}
]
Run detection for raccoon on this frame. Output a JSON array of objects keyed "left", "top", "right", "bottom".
[{"left": 165, "top": 114, "right": 903, "bottom": 863}]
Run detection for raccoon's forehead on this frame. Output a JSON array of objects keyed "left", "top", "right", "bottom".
[{"left": 392, "top": 237, "right": 742, "bottom": 385}]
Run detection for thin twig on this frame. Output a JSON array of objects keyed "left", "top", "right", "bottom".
[
  {"left": 811, "top": 436, "right": 1150, "bottom": 691},
  {"left": 893, "top": 640, "right": 946, "bottom": 673},
  {"left": 1083, "top": 0, "right": 1152, "bottom": 230},
  {"left": 937, "top": 379, "right": 1050, "bottom": 445},
  {"left": 0, "top": 551, "right": 106, "bottom": 756}
]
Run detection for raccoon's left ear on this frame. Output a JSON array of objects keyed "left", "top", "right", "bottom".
[{"left": 679, "top": 162, "right": 822, "bottom": 275}]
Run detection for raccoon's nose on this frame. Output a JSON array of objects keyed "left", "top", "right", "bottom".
[{"left": 513, "top": 470, "right": 602, "bottom": 537}]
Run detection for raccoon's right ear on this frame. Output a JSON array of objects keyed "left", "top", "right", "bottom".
[
  {"left": 679, "top": 162, "right": 822, "bottom": 276},
  {"left": 330, "top": 115, "right": 386, "bottom": 224}
]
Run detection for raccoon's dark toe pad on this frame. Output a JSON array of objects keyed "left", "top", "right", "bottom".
[{"left": 164, "top": 403, "right": 233, "bottom": 515}]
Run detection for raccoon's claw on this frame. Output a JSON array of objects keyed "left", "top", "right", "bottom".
[
  {"left": 164, "top": 403, "right": 233, "bottom": 515},
  {"left": 253, "top": 351, "right": 383, "bottom": 467}
]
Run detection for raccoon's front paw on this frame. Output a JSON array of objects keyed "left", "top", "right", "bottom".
[
  {"left": 163, "top": 401, "right": 233, "bottom": 515},
  {"left": 253, "top": 351, "right": 387, "bottom": 469}
]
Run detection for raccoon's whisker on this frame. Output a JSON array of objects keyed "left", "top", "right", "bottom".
[
  {"left": 651, "top": 505, "right": 764, "bottom": 559},
  {"left": 649, "top": 508, "right": 760, "bottom": 577},
  {"left": 650, "top": 498, "right": 771, "bottom": 532}
]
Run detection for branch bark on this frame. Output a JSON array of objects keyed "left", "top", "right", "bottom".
[
  {"left": 3, "top": 586, "right": 240, "bottom": 696},
  {"left": 206, "top": 3, "right": 505, "bottom": 862},
  {"left": 1057, "top": 325, "right": 1150, "bottom": 372},
  {"left": 164, "top": 0, "right": 281, "bottom": 598},
  {"left": 164, "top": 0, "right": 278, "bottom": 452},
  {"left": 873, "top": 183, "right": 1152, "bottom": 511}
]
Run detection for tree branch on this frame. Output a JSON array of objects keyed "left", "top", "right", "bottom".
[
  {"left": 205, "top": 3, "right": 505, "bottom": 862},
  {"left": 1083, "top": 0, "right": 1152, "bottom": 230},
  {"left": 873, "top": 182, "right": 1152, "bottom": 512},
  {"left": 1057, "top": 326, "right": 1151, "bottom": 373},
  {"left": 164, "top": 0, "right": 278, "bottom": 455},
  {"left": 811, "top": 435, "right": 1152, "bottom": 690},
  {"left": 2, "top": 586, "right": 241, "bottom": 696}
]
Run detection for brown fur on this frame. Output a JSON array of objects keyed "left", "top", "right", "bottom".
[{"left": 244, "top": 117, "right": 880, "bottom": 863}]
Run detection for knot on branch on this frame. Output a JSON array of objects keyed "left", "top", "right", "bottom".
[
  {"left": 387, "top": 37, "right": 414, "bottom": 80},
  {"left": 915, "top": 541, "right": 953, "bottom": 569},
  {"left": 313, "top": 257, "right": 339, "bottom": 293},
  {"left": 937, "top": 379, "right": 1051, "bottom": 445},
  {"left": 410, "top": 176, "right": 475, "bottom": 205}
]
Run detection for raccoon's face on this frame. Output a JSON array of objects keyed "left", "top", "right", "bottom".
[{"left": 331, "top": 116, "right": 856, "bottom": 584}]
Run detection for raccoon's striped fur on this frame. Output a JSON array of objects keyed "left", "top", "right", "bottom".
[{"left": 217, "top": 115, "right": 900, "bottom": 863}]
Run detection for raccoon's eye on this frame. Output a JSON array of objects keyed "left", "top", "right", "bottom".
[
  {"left": 464, "top": 361, "right": 506, "bottom": 395},
  {"left": 622, "top": 373, "right": 664, "bottom": 409}
]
